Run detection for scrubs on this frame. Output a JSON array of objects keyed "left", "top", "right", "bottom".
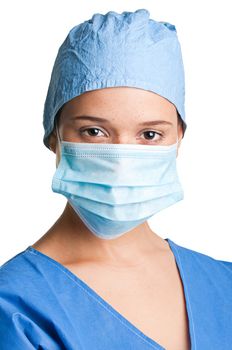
[{"left": 0, "top": 238, "right": 232, "bottom": 350}]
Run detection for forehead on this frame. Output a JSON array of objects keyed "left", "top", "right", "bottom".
[{"left": 59, "top": 87, "right": 178, "bottom": 125}]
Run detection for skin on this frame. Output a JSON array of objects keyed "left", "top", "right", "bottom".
[
  {"left": 32, "top": 87, "right": 190, "bottom": 349},
  {"left": 35, "top": 86, "right": 184, "bottom": 267}
]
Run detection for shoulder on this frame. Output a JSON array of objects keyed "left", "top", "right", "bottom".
[
  {"left": 170, "top": 238, "right": 232, "bottom": 269},
  {"left": 0, "top": 248, "right": 40, "bottom": 291},
  {"left": 0, "top": 246, "right": 59, "bottom": 301},
  {"left": 0, "top": 247, "right": 68, "bottom": 348},
  {"left": 169, "top": 238, "right": 232, "bottom": 290},
  {"left": 0, "top": 248, "right": 39, "bottom": 348},
  {"left": 0, "top": 248, "right": 29, "bottom": 288},
  {"left": 170, "top": 239, "right": 232, "bottom": 340}
]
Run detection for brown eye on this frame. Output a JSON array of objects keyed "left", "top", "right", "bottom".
[
  {"left": 142, "top": 131, "right": 162, "bottom": 141},
  {"left": 81, "top": 128, "right": 105, "bottom": 137}
]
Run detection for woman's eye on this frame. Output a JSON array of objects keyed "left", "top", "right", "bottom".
[
  {"left": 79, "top": 128, "right": 162, "bottom": 141},
  {"left": 80, "top": 127, "right": 105, "bottom": 137},
  {"left": 141, "top": 130, "right": 162, "bottom": 141}
]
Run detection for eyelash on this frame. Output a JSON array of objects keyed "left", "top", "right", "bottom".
[{"left": 79, "top": 127, "right": 163, "bottom": 142}]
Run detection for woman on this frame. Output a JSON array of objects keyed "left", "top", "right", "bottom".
[{"left": 0, "top": 8, "right": 232, "bottom": 350}]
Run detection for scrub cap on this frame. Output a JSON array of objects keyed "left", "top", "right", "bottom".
[{"left": 43, "top": 8, "right": 187, "bottom": 149}]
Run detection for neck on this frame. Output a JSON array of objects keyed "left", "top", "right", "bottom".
[{"left": 40, "top": 201, "right": 169, "bottom": 267}]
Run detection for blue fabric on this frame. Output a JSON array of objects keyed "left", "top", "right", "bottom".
[
  {"left": 1, "top": 238, "right": 232, "bottom": 349},
  {"left": 52, "top": 129, "right": 184, "bottom": 239},
  {"left": 43, "top": 8, "right": 187, "bottom": 149}
]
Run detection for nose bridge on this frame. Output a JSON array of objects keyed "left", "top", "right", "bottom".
[
  {"left": 109, "top": 124, "right": 136, "bottom": 144},
  {"left": 111, "top": 134, "right": 135, "bottom": 144}
]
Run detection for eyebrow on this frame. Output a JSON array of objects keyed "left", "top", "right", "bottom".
[{"left": 70, "top": 115, "right": 173, "bottom": 126}]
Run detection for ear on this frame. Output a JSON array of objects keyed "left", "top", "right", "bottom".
[
  {"left": 48, "top": 130, "right": 57, "bottom": 154},
  {"left": 176, "top": 122, "right": 184, "bottom": 157}
]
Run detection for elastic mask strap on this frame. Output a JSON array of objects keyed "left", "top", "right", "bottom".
[
  {"left": 55, "top": 118, "right": 62, "bottom": 155},
  {"left": 175, "top": 135, "right": 180, "bottom": 155}
]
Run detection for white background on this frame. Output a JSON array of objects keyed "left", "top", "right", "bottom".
[{"left": 0, "top": 0, "right": 231, "bottom": 264}]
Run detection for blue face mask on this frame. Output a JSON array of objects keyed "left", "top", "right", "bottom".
[{"left": 51, "top": 122, "right": 184, "bottom": 240}]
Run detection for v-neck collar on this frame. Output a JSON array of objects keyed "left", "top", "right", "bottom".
[{"left": 25, "top": 238, "right": 196, "bottom": 350}]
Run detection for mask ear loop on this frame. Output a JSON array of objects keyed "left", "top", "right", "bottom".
[
  {"left": 55, "top": 117, "right": 62, "bottom": 156},
  {"left": 175, "top": 134, "right": 180, "bottom": 157}
]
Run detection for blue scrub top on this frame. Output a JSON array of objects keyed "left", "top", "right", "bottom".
[{"left": 0, "top": 238, "right": 232, "bottom": 350}]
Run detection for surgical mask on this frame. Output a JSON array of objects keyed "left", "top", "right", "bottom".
[{"left": 51, "top": 121, "right": 184, "bottom": 239}]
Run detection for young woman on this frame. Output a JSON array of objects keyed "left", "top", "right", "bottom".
[{"left": 1, "top": 8, "right": 232, "bottom": 350}]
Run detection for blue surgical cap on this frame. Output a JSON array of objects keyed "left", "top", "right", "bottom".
[{"left": 43, "top": 8, "right": 187, "bottom": 149}]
